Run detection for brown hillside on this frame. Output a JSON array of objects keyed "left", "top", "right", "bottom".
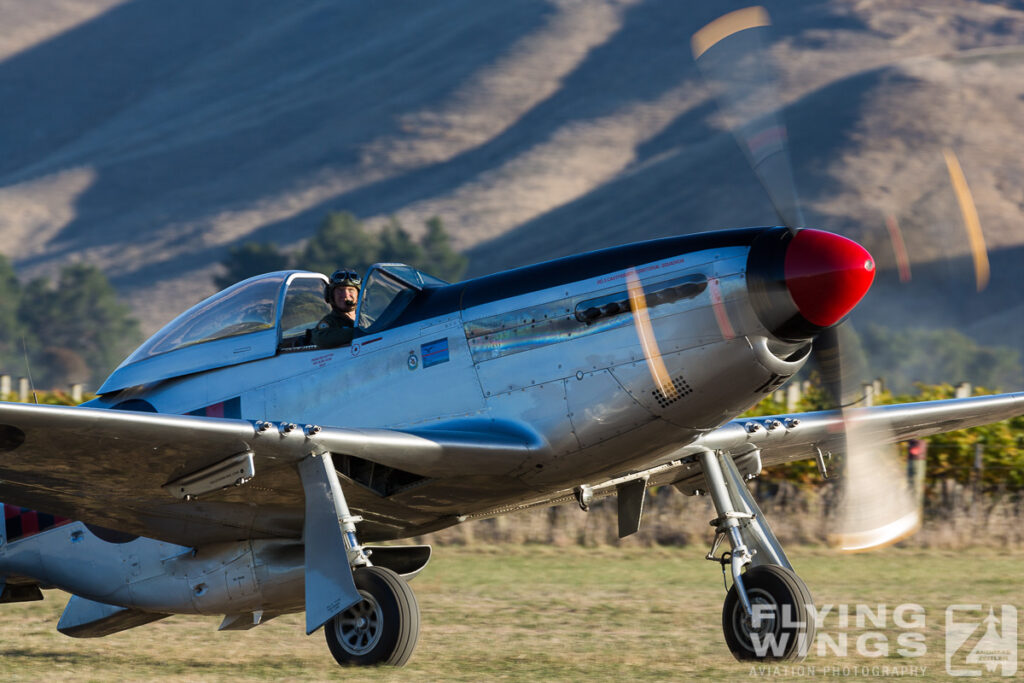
[{"left": 0, "top": 0, "right": 1022, "bottom": 361}]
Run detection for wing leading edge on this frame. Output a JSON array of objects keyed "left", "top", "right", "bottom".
[
  {"left": 0, "top": 402, "right": 538, "bottom": 547},
  {"left": 696, "top": 391, "right": 1024, "bottom": 469},
  {"left": 0, "top": 393, "right": 1019, "bottom": 545},
  {"left": 458, "top": 392, "right": 1024, "bottom": 521}
]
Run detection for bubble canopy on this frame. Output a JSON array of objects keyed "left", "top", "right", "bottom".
[{"left": 98, "top": 272, "right": 329, "bottom": 394}]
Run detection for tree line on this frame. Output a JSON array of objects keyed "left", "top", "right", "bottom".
[
  {"left": 216, "top": 212, "right": 468, "bottom": 288},
  {"left": 745, "top": 380, "right": 1024, "bottom": 492},
  {"left": 0, "top": 256, "right": 140, "bottom": 390}
]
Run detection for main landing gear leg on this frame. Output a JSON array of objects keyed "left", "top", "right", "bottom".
[
  {"left": 299, "top": 452, "right": 420, "bottom": 667},
  {"left": 697, "top": 449, "right": 815, "bottom": 662}
]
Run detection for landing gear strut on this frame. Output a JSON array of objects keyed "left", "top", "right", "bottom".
[
  {"left": 697, "top": 449, "right": 815, "bottom": 661},
  {"left": 299, "top": 451, "right": 421, "bottom": 667}
]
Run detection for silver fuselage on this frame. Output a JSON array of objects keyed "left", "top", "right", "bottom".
[{"left": 0, "top": 227, "right": 810, "bottom": 620}]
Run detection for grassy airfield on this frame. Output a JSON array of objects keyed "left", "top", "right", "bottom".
[{"left": 0, "top": 545, "right": 1017, "bottom": 682}]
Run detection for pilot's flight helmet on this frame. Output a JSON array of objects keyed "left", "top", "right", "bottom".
[{"left": 324, "top": 268, "right": 362, "bottom": 303}]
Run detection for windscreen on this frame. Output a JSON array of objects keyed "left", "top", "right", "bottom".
[
  {"left": 124, "top": 275, "right": 285, "bottom": 362},
  {"left": 280, "top": 275, "right": 330, "bottom": 341},
  {"left": 357, "top": 269, "right": 413, "bottom": 330},
  {"left": 355, "top": 264, "right": 448, "bottom": 331}
]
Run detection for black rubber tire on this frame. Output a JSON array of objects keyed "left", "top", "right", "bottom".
[
  {"left": 722, "top": 564, "right": 816, "bottom": 662},
  {"left": 324, "top": 566, "right": 420, "bottom": 666}
]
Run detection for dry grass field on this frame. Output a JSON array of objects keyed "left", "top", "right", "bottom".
[{"left": 0, "top": 545, "right": 1018, "bottom": 682}]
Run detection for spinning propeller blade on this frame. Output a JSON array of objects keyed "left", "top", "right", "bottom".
[
  {"left": 693, "top": 7, "right": 920, "bottom": 550},
  {"left": 814, "top": 327, "right": 921, "bottom": 552},
  {"left": 626, "top": 268, "right": 679, "bottom": 402},
  {"left": 691, "top": 6, "right": 803, "bottom": 229},
  {"left": 943, "top": 148, "right": 990, "bottom": 292}
]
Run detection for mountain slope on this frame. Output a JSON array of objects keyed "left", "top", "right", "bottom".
[{"left": 0, "top": 0, "right": 1022, "bottom": 357}]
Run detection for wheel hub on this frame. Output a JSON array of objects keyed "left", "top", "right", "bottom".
[
  {"left": 731, "top": 589, "right": 780, "bottom": 650},
  {"left": 335, "top": 590, "right": 383, "bottom": 655}
]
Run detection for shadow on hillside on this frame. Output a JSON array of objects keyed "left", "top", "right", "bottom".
[
  {"left": 1, "top": 0, "right": 872, "bottom": 295},
  {"left": 465, "top": 64, "right": 896, "bottom": 275},
  {"left": 0, "top": 0, "right": 554, "bottom": 285},
  {"left": 247, "top": 0, "right": 868, "bottom": 272},
  {"left": 859, "top": 242, "right": 1024, "bottom": 334}
]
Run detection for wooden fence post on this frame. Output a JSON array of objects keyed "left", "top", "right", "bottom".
[
  {"left": 786, "top": 383, "right": 801, "bottom": 412},
  {"left": 862, "top": 383, "right": 874, "bottom": 407}
]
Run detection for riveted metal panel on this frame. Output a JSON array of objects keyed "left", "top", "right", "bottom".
[
  {"left": 484, "top": 380, "right": 578, "bottom": 460},
  {"left": 611, "top": 337, "right": 783, "bottom": 430},
  {"left": 566, "top": 370, "right": 652, "bottom": 448}
]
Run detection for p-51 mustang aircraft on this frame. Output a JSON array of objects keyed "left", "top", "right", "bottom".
[
  {"left": 0, "top": 227, "right": 1021, "bottom": 665},
  {"left": 2, "top": 6, "right": 1022, "bottom": 669}
]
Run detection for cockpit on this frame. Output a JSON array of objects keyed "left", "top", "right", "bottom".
[
  {"left": 356, "top": 264, "right": 448, "bottom": 332},
  {"left": 98, "top": 265, "right": 447, "bottom": 394}
]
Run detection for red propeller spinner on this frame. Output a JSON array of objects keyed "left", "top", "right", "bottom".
[
  {"left": 783, "top": 229, "right": 876, "bottom": 328},
  {"left": 746, "top": 227, "right": 876, "bottom": 341}
]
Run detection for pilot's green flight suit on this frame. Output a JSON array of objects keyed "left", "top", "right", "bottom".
[{"left": 312, "top": 311, "right": 355, "bottom": 348}]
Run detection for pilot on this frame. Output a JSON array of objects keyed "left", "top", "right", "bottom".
[{"left": 312, "top": 269, "right": 361, "bottom": 348}]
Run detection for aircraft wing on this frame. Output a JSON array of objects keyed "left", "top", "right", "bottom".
[
  {"left": 0, "top": 402, "right": 538, "bottom": 547},
  {"left": 459, "top": 392, "right": 1024, "bottom": 522},
  {"left": 1, "top": 393, "right": 1019, "bottom": 545},
  {"left": 693, "top": 391, "right": 1024, "bottom": 469}
]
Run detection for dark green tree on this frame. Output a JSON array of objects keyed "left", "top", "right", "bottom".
[
  {"left": 215, "top": 242, "right": 291, "bottom": 289},
  {"left": 219, "top": 211, "right": 469, "bottom": 287},
  {"left": 860, "top": 324, "right": 1022, "bottom": 393},
  {"left": 378, "top": 218, "right": 424, "bottom": 267},
  {"left": 420, "top": 217, "right": 467, "bottom": 282},
  {"left": 295, "top": 211, "right": 380, "bottom": 277},
  {"left": 17, "top": 277, "right": 58, "bottom": 362},
  {"left": 39, "top": 347, "right": 91, "bottom": 386},
  {"left": 0, "top": 255, "right": 25, "bottom": 370},
  {"left": 20, "top": 264, "right": 141, "bottom": 388}
]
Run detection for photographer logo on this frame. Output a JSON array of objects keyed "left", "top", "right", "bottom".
[{"left": 945, "top": 604, "right": 1017, "bottom": 677}]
